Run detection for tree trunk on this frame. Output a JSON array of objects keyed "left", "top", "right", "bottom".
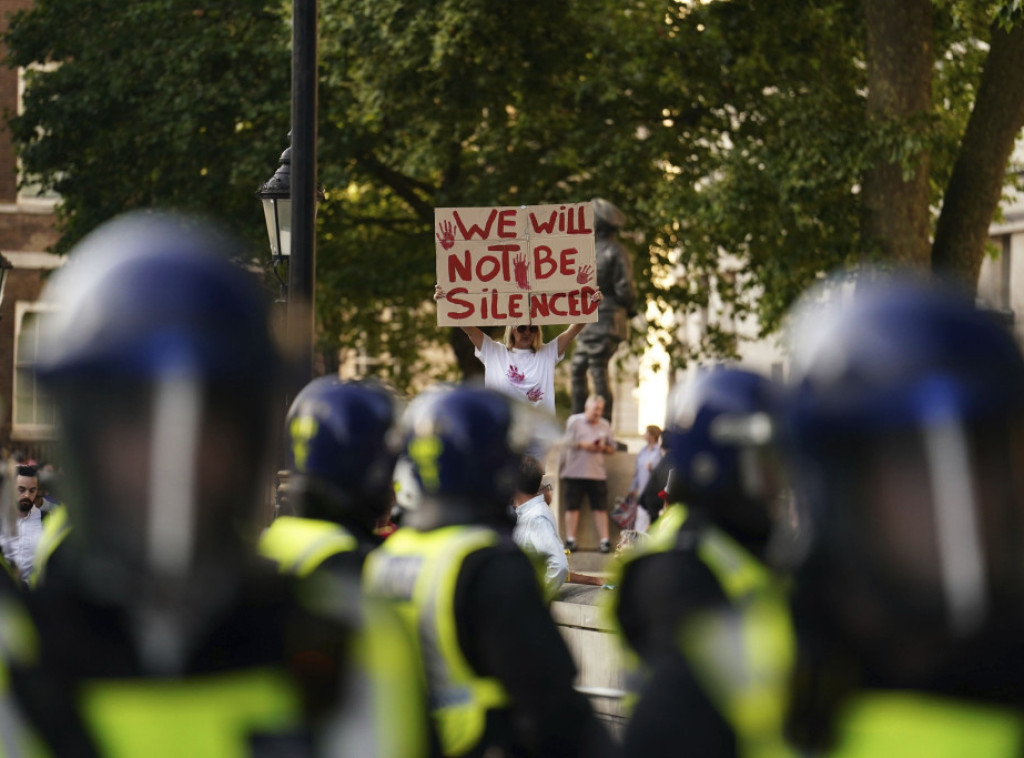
[
  {"left": 861, "top": 0, "right": 933, "bottom": 269},
  {"left": 931, "top": 20, "right": 1024, "bottom": 289}
]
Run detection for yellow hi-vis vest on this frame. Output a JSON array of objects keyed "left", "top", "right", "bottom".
[
  {"left": 829, "top": 691, "right": 1024, "bottom": 757},
  {"left": 257, "top": 515, "right": 358, "bottom": 577},
  {"left": 258, "top": 515, "right": 432, "bottom": 758},
  {"left": 0, "top": 595, "right": 48, "bottom": 757},
  {"left": 679, "top": 527, "right": 795, "bottom": 758},
  {"left": 607, "top": 505, "right": 796, "bottom": 758},
  {"left": 1, "top": 567, "right": 306, "bottom": 758},
  {"left": 363, "top": 526, "right": 510, "bottom": 757},
  {"left": 29, "top": 505, "right": 71, "bottom": 589},
  {"left": 78, "top": 668, "right": 303, "bottom": 757}
]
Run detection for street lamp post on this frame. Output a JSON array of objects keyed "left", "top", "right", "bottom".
[
  {"left": 256, "top": 0, "right": 319, "bottom": 393},
  {"left": 256, "top": 145, "right": 292, "bottom": 303},
  {"left": 290, "top": 0, "right": 319, "bottom": 391}
]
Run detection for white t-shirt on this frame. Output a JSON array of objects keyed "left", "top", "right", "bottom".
[{"left": 475, "top": 336, "right": 562, "bottom": 413}]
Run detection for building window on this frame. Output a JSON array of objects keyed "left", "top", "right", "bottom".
[
  {"left": 16, "top": 66, "right": 61, "bottom": 207},
  {"left": 13, "top": 302, "right": 57, "bottom": 439}
]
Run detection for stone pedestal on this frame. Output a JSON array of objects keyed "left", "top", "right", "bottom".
[{"left": 550, "top": 584, "right": 628, "bottom": 738}]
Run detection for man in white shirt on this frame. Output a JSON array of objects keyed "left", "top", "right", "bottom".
[
  {"left": 512, "top": 456, "right": 568, "bottom": 599},
  {"left": 2, "top": 465, "right": 46, "bottom": 581}
]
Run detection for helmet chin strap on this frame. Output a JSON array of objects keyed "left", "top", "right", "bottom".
[{"left": 923, "top": 417, "right": 988, "bottom": 637}]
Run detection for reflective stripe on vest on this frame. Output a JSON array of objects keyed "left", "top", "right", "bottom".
[
  {"left": 832, "top": 691, "right": 1024, "bottom": 757},
  {"left": 603, "top": 502, "right": 690, "bottom": 712},
  {"left": 604, "top": 502, "right": 692, "bottom": 641},
  {"left": 647, "top": 503, "right": 689, "bottom": 552},
  {"left": 614, "top": 510, "right": 795, "bottom": 758},
  {"left": 347, "top": 598, "right": 434, "bottom": 758},
  {"left": 29, "top": 505, "right": 70, "bottom": 589},
  {"left": 0, "top": 595, "right": 47, "bottom": 757},
  {"left": 258, "top": 516, "right": 358, "bottom": 578},
  {"left": 697, "top": 526, "right": 774, "bottom": 604},
  {"left": 363, "top": 526, "right": 509, "bottom": 757},
  {"left": 681, "top": 526, "right": 795, "bottom": 758},
  {"left": 680, "top": 595, "right": 796, "bottom": 758},
  {"left": 79, "top": 668, "right": 302, "bottom": 757}
]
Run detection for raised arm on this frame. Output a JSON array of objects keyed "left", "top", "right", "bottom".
[
  {"left": 435, "top": 284, "right": 485, "bottom": 350},
  {"left": 555, "top": 289, "right": 604, "bottom": 356}
]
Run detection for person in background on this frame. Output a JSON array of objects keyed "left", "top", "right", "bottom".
[
  {"left": 1, "top": 465, "right": 46, "bottom": 582},
  {"left": 626, "top": 424, "right": 663, "bottom": 513},
  {"left": 782, "top": 274, "right": 1024, "bottom": 755},
  {"left": 364, "top": 385, "right": 611, "bottom": 758},
  {"left": 512, "top": 455, "right": 569, "bottom": 599},
  {"left": 434, "top": 285, "right": 603, "bottom": 414},
  {"left": 560, "top": 394, "right": 616, "bottom": 553},
  {"left": 638, "top": 440, "right": 674, "bottom": 524}
]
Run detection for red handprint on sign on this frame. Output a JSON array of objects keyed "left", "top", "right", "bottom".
[
  {"left": 436, "top": 220, "right": 456, "bottom": 250},
  {"left": 513, "top": 253, "right": 531, "bottom": 290},
  {"left": 576, "top": 264, "right": 594, "bottom": 284}
]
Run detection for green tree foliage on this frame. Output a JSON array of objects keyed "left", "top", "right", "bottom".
[
  {"left": 5, "top": 0, "right": 291, "bottom": 252},
  {"left": 313, "top": 0, "right": 681, "bottom": 385},
  {"left": 6, "top": 0, "right": 1024, "bottom": 385}
]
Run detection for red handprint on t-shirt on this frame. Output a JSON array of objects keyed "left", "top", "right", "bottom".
[
  {"left": 526, "top": 387, "right": 543, "bottom": 403},
  {"left": 514, "top": 253, "right": 531, "bottom": 290},
  {"left": 577, "top": 264, "right": 594, "bottom": 284},
  {"left": 436, "top": 220, "right": 455, "bottom": 250},
  {"left": 507, "top": 365, "right": 525, "bottom": 384}
]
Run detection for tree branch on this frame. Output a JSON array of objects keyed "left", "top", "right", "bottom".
[{"left": 931, "top": 19, "right": 1024, "bottom": 285}]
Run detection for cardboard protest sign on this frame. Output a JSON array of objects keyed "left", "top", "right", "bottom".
[{"left": 435, "top": 203, "right": 599, "bottom": 326}]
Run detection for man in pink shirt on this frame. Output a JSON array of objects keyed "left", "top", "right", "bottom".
[{"left": 559, "top": 395, "right": 616, "bottom": 553}]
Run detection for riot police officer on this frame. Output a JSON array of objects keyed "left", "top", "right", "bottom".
[
  {"left": 0, "top": 211, "right": 387, "bottom": 755},
  {"left": 613, "top": 367, "right": 794, "bottom": 757},
  {"left": 782, "top": 274, "right": 1024, "bottom": 754},
  {"left": 364, "top": 385, "right": 611, "bottom": 758}
]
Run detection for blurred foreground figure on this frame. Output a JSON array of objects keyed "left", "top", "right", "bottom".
[
  {"left": 613, "top": 368, "right": 794, "bottom": 757},
  {"left": 364, "top": 385, "right": 611, "bottom": 758},
  {"left": 783, "top": 274, "right": 1024, "bottom": 754},
  {"left": 0, "top": 212, "right": 382, "bottom": 755}
]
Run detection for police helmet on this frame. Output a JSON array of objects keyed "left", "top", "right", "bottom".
[
  {"left": 399, "top": 385, "right": 527, "bottom": 515},
  {"left": 35, "top": 211, "right": 282, "bottom": 599},
  {"left": 285, "top": 377, "right": 399, "bottom": 530},
  {"left": 663, "top": 367, "right": 782, "bottom": 539},
  {"left": 784, "top": 272, "right": 1024, "bottom": 638}
]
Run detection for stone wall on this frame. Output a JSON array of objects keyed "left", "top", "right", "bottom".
[{"left": 551, "top": 583, "right": 628, "bottom": 738}]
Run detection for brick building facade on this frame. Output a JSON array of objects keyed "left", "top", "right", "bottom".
[{"left": 0, "top": 0, "right": 60, "bottom": 456}]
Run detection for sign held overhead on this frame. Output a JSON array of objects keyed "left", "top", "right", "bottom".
[{"left": 435, "top": 203, "right": 599, "bottom": 326}]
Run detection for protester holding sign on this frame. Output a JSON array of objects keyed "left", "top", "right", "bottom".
[
  {"left": 433, "top": 202, "right": 604, "bottom": 414},
  {"left": 434, "top": 284, "right": 602, "bottom": 413}
]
